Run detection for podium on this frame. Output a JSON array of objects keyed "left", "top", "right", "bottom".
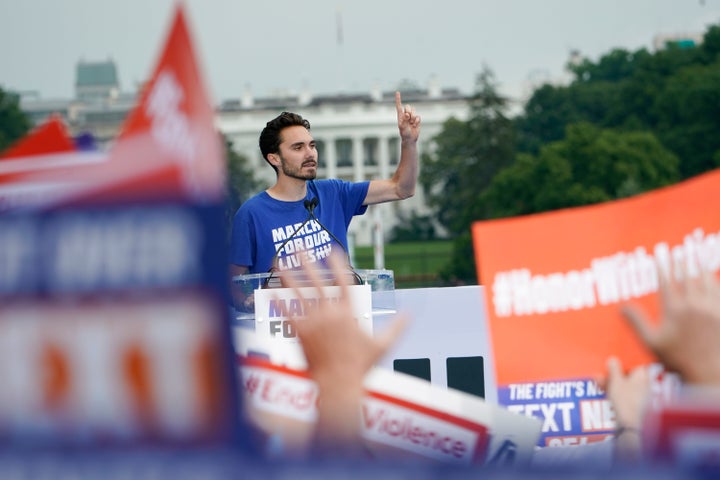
[
  {"left": 232, "top": 275, "right": 514, "bottom": 463},
  {"left": 230, "top": 269, "right": 397, "bottom": 325},
  {"left": 232, "top": 271, "right": 498, "bottom": 405}
]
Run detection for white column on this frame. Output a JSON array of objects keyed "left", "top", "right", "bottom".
[
  {"left": 378, "top": 135, "right": 390, "bottom": 180},
  {"left": 324, "top": 136, "right": 337, "bottom": 179},
  {"left": 372, "top": 205, "right": 385, "bottom": 269},
  {"left": 352, "top": 135, "right": 364, "bottom": 182},
  {"left": 374, "top": 137, "right": 391, "bottom": 253}
]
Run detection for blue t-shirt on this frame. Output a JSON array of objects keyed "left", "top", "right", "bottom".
[{"left": 230, "top": 179, "right": 369, "bottom": 273}]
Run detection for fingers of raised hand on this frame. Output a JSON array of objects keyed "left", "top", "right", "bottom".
[
  {"left": 375, "top": 313, "right": 409, "bottom": 356},
  {"left": 621, "top": 303, "right": 658, "bottom": 351},
  {"left": 606, "top": 356, "right": 623, "bottom": 383}
]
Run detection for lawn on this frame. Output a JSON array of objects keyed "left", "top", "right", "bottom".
[{"left": 352, "top": 240, "right": 454, "bottom": 288}]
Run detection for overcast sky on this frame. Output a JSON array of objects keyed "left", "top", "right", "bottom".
[{"left": 1, "top": 0, "right": 718, "bottom": 105}]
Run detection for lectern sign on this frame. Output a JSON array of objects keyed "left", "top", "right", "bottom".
[{"left": 253, "top": 284, "right": 373, "bottom": 341}]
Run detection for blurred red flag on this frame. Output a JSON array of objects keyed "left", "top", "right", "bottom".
[
  {"left": 0, "top": 114, "right": 75, "bottom": 160},
  {"left": 0, "top": 3, "right": 225, "bottom": 209}
]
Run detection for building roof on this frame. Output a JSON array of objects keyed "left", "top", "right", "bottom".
[
  {"left": 218, "top": 88, "right": 468, "bottom": 112},
  {"left": 75, "top": 60, "right": 119, "bottom": 87}
]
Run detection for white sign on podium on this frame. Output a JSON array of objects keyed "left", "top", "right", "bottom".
[{"left": 253, "top": 284, "right": 373, "bottom": 342}]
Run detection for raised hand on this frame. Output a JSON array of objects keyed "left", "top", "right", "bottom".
[
  {"left": 601, "top": 357, "right": 650, "bottom": 463},
  {"left": 395, "top": 91, "right": 421, "bottom": 143},
  {"left": 279, "top": 252, "right": 407, "bottom": 456},
  {"left": 621, "top": 263, "right": 720, "bottom": 386}
]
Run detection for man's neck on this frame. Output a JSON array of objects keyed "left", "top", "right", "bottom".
[{"left": 266, "top": 176, "right": 308, "bottom": 201}]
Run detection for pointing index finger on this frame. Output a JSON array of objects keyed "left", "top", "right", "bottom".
[{"left": 395, "top": 91, "right": 403, "bottom": 116}]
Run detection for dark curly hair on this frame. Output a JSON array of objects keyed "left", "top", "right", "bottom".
[{"left": 258, "top": 112, "right": 311, "bottom": 173}]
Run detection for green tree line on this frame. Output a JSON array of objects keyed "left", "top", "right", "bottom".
[
  {"left": 0, "top": 87, "right": 31, "bottom": 152},
  {"left": 421, "top": 25, "right": 720, "bottom": 284}
]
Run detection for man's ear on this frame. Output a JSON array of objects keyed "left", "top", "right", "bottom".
[{"left": 267, "top": 153, "right": 280, "bottom": 167}]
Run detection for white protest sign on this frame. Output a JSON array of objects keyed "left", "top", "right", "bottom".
[
  {"left": 241, "top": 357, "right": 317, "bottom": 423},
  {"left": 363, "top": 368, "right": 540, "bottom": 467},
  {"left": 236, "top": 331, "right": 541, "bottom": 467}
]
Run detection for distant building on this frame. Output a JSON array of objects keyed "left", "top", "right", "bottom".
[
  {"left": 75, "top": 59, "right": 120, "bottom": 101},
  {"left": 216, "top": 80, "right": 470, "bottom": 246},
  {"left": 20, "top": 58, "right": 136, "bottom": 148},
  {"left": 18, "top": 63, "right": 470, "bottom": 245},
  {"left": 19, "top": 92, "right": 76, "bottom": 126},
  {"left": 653, "top": 32, "right": 704, "bottom": 51}
]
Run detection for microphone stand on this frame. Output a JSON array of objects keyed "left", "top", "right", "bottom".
[
  {"left": 263, "top": 197, "right": 364, "bottom": 288},
  {"left": 305, "top": 197, "right": 364, "bottom": 286}
]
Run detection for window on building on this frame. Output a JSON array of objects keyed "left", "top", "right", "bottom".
[
  {"left": 363, "top": 138, "right": 378, "bottom": 166},
  {"left": 336, "top": 138, "right": 353, "bottom": 167},
  {"left": 85, "top": 110, "right": 128, "bottom": 124},
  {"left": 315, "top": 139, "right": 326, "bottom": 166},
  {"left": 388, "top": 137, "right": 399, "bottom": 165}
]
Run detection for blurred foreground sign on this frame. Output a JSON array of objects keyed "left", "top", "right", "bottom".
[
  {"left": 0, "top": 2, "right": 224, "bottom": 210},
  {"left": 0, "top": 4, "right": 239, "bottom": 448},
  {"left": 236, "top": 331, "right": 541, "bottom": 467},
  {"left": 0, "top": 295, "right": 229, "bottom": 443},
  {"left": 0, "top": 114, "right": 76, "bottom": 160},
  {"left": 644, "top": 388, "right": 720, "bottom": 469},
  {"left": 472, "top": 169, "right": 720, "bottom": 445}
]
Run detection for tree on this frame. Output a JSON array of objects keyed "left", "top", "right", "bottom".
[
  {"left": 439, "top": 231, "right": 475, "bottom": 285},
  {"left": 420, "top": 66, "right": 516, "bottom": 283},
  {"left": 423, "top": 22, "right": 720, "bottom": 283},
  {"left": 653, "top": 61, "right": 720, "bottom": 178},
  {"left": 421, "top": 67, "right": 515, "bottom": 233},
  {"left": 700, "top": 24, "right": 720, "bottom": 62},
  {"left": 481, "top": 122, "right": 680, "bottom": 218},
  {"left": 0, "top": 86, "right": 31, "bottom": 153},
  {"left": 516, "top": 81, "right": 624, "bottom": 154},
  {"left": 224, "top": 135, "right": 264, "bottom": 237},
  {"left": 515, "top": 32, "right": 710, "bottom": 170},
  {"left": 567, "top": 48, "right": 638, "bottom": 83},
  {"left": 387, "top": 210, "right": 437, "bottom": 242}
]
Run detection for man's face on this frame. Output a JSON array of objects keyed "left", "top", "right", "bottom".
[{"left": 275, "top": 125, "right": 318, "bottom": 180}]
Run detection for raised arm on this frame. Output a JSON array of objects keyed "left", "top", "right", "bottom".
[{"left": 363, "top": 91, "right": 421, "bottom": 205}]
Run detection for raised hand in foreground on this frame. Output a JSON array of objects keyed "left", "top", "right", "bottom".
[
  {"left": 621, "top": 263, "right": 720, "bottom": 386},
  {"left": 280, "top": 253, "right": 408, "bottom": 457},
  {"left": 600, "top": 357, "right": 651, "bottom": 463}
]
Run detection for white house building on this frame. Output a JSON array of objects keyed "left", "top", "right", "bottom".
[
  {"left": 19, "top": 65, "right": 471, "bottom": 246},
  {"left": 216, "top": 82, "right": 470, "bottom": 246}
]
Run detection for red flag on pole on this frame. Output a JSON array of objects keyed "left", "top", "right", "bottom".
[
  {"left": 0, "top": 3, "right": 225, "bottom": 209},
  {"left": 0, "top": 114, "right": 75, "bottom": 160}
]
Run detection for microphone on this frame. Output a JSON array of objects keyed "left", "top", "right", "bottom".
[
  {"left": 304, "top": 197, "right": 363, "bottom": 285},
  {"left": 304, "top": 197, "right": 318, "bottom": 216}
]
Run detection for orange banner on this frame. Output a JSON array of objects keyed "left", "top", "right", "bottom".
[{"left": 472, "top": 169, "right": 720, "bottom": 385}]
